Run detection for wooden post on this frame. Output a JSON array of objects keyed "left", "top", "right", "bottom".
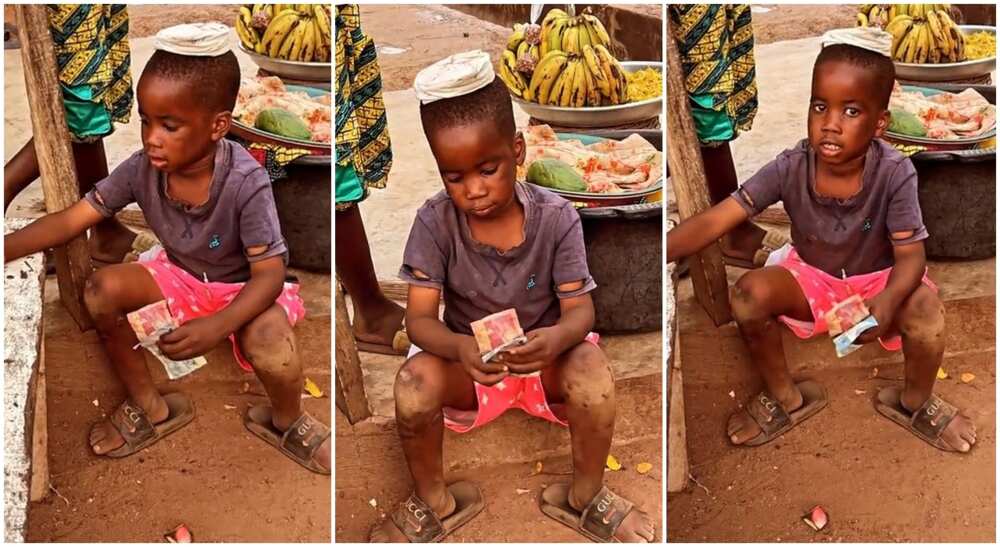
[
  {"left": 15, "top": 5, "right": 93, "bottom": 330},
  {"left": 334, "top": 279, "right": 371, "bottom": 424},
  {"left": 665, "top": 17, "right": 732, "bottom": 326}
]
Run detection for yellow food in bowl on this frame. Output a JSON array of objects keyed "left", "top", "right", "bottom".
[
  {"left": 626, "top": 68, "right": 662, "bottom": 102},
  {"left": 964, "top": 31, "right": 996, "bottom": 61}
]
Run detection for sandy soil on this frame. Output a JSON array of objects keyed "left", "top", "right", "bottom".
[{"left": 749, "top": 4, "right": 857, "bottom": 45}]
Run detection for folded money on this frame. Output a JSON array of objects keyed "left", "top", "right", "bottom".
[
  {"left": 833, "top": 314, "right": 879, "bottom": 358},
  {"left": 825, "top": 294, "right": 870, "bottom": 337},
  {"left": 471, "top": 308, "right": 526, "bottom": 363},
  {"left": 127, "top": 300, "right": 207, "bottom": 380}
]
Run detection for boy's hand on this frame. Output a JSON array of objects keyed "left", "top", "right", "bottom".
[
  {"left": 158, "top": 316, "right": 229, "bottom": 360},
  {"left": 458, "top": 336, "right": 508, "bottom": 386},
  {"left": 856, "top": 293, "right": 898, "bottom": 344},
  {"left": 501, "top": 327, "right": 563, "bottom": 374}
]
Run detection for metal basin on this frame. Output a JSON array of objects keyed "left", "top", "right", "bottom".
[
  {"left": 272, "top": 155, "right": 331, "bottom": 271},
  {"left": 894, "top": 25, "right": 996, "bottom": 82},
  {"left": 239, "top": 44, "right": 331, "bottom": 82}
]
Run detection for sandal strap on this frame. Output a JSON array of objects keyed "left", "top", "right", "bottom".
[
  {"left": 109, "top": 400, "right": 157, "bottom": 448},
  {"left": 389, "top": 492, "right": 445, "bottom": 543},
  {"left": 911, "top": 394, "right": 958, "bottom": 441},
  {"left": 280, "top": 413, "right": 331, "bottom": 464},
  {"left": 580, "top": 485, "right": 634, "bottom": 541},
  {"left": 746, "top": 391, "right": 792, "bottom": 436}
]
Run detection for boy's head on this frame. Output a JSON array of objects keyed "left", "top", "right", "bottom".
[
  {"left": 809, "top": 36, "right": 895, "bottom": 166},
  {"left": 137, "top": 23, "right": 240, "bottom": 173},
  {"left": 417, "top": 53, "right": 524, "bottom": 219}
]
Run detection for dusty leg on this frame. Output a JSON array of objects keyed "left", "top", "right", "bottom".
[
  {"left": 727, "top": 267, "right": 813, "bottom": 444},
  {"left": 370, "top": 353, "right": 476, "bottom": 542},
  {"left": 335, "top": 205, "right": 405, "bottom": 347},
  {"left": 542, "top": 342, "right": 655, "bottom": 542},
  {"left": 83, "top": 264, "right": 168, "bottom": 454},
  {"left": 896, "top": 285, "right": 976, "bottom": 452},
  {"left": 238, "top": 305, "right": 330, "bottom": 470}
]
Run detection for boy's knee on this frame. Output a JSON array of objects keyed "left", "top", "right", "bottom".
[
  {"left": 899, "top": 287, "right": 945, "bottom": 340},
  {"left": 240, "top": 310, "right": 296, "bottom": 372},
  {"left": 731, "top": 273, "right": 773, "bottom": 326},
  {"left": 561, "top": 343, "right": 614, "bottom": 408},
  {"left": 394, "top": 353, "right": 446, "bottom": 423},
  {"left": 83, "top": 270, "right": 123, "bottom": 324}
]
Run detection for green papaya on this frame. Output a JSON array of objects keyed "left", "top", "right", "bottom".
[
  {"left": 888, "top": 109, "right": 926, "bottom": 138},
  {"left": 526, "top": 158, "right": 588, "bottom": 192},
  {"left": 255, "top": 108, "right": 312, "bottom": 141}
]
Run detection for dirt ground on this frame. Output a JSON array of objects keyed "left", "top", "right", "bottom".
[
  {"left": 26, "top": 272, "right": 331, "bottom": 542},
  {"left": 749, "top": 4, "right": 856, "bottom": 45}
]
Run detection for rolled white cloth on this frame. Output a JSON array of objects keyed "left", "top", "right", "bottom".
[
  {"left": 154, "top": 22, "right": 232, "bottom": 57},
  {"left": 414, "top": 50, "right": 495, "bottom": 105},
  {"left": 820, "top": 27, "right": 893, "bottom": 58}
]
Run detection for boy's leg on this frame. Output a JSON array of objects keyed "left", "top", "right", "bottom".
[
  {"left": 3, "top": 138, "right": 136, "bottom": 261},
  {"left": 541, "top": 342, "right": 655, "bottom": 542},
  {"left": 237, "top": 304, "right": 331, "bottom": 470},
  {"left": 370, "top": 353, "right": 476, "bottom": 542},
  {"left": 84, "top": 263, "right": 170, "bottom": 454},
  {"left": 895, "top": 285, "right": 977, "bottom": 451},
  {"left": 335, "top": 205, "right": 405, "bottom": 348},
  {"left": 727, "top": 266, "right": 814, "bottom": 444}
]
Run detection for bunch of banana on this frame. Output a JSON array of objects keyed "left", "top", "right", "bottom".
[
  {"left": 882, "top": 5, "right": 966, "bottom": 63},
  {"left": 238, "top": 4, "right": 332, "bottom": 63},
  {"left": 538, "top": 8, "right": 611, "bottom": 56},
  {"left": 514, "top": 44, "right": 628, "bottom": 107},
  {"left": 857, "top": 4, "right": 954, "bottom": 27}
]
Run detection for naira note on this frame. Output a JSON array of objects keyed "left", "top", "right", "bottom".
[
  {"left": 833, "top": 314, "right": 879, "bottom": 358},
  {"left": 824, "top": 294, "right": 870, "bottom": 337},
  {"left": 127, "top": 300, "right": 207, "bottom": 380},
  {"left": 470, "top": 308, "right": 528, "bottom": 364}
]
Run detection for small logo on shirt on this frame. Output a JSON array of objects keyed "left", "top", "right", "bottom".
[
  {"left": 526, "top": 274, "right": 536, "bottom": 290},
  {"left": 862, "top": 218, "right": 873, "bottom": 232},
  {"left": 209, "top": 234, "right": 222, "bottom": 249}
]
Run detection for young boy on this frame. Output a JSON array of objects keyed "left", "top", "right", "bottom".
[
  {"left": 667, "top": 31, "right": 977, "bottom": 453},
  {"left": 4, "top": 24, "right": 330, "bottom": 473},
  {"left": 369, "top": 52, "right": 655, "bottom": 543}
]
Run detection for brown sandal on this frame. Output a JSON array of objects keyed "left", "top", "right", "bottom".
[
  {"left": 876, "top": 387, "right": 973, "bottom": 453},
  {"left": 373, "top": 481, "right": 485, "bottom": 542},
  {"left": 100, "top": 392, "right": 195, "bottom": 458},
  {"left": 243, "top": 405, "right": 331, "bottom": 474},
  {"left": 735, "top": 380, "right": 828, "bottom": 447}
]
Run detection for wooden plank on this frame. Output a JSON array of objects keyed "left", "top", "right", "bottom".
[
  {"left": 667, "top": 325, "right": 688, "bottom": 493},
  {"left": 29, "top": 332, "right": 48, "bottom": 503},
  {"left": 334, "top": 279, "right": 371, "bottom": 424},
  {"left": 15, "top": 5, "right": 92, "bottom": 330},
  {"left": 378, "top": 279, "right": 409, "bottom": 303},
  {"left": 665, "top": 18, "right": 732, "bottom": 326}
]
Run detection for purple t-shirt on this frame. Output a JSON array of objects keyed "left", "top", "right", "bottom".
[
  {"left": 85, "top": 139, "right": 287, "bottom": 283},
  {"left": 400, "top": 182, "right": 596, "bottom": 335},
  {"left": 732, "top": 139, "right": 927, "bottom": 277}
]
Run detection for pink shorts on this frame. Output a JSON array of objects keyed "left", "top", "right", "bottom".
[
  {"left": 407, "top": 332, "right": 601, "bottom": 433},
  {"left": 138, "top": 248, "right": 306, "bottom": 372},
  {"left": 770, "top": 246, "right": 937, "bottom": 351}
]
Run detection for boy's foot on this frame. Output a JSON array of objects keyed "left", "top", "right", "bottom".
[
  {"left": 370, "top": 482, "right": 483, "bottom": 542},
  {"left": 89, "top": 392, "right": 194, "bottom": 457},
  {"left": 540, "top": 483, "right": 656, "bottom": 542},
  {"left": 876, "top": 387, "right": 978, "bottom": 453},
  {"left": 352, "top": 298, "right": 409, "bottom": 355},
  {"left": 243, "top": 405, "right": 331, "bottom": 474},
  {"left": 727, "top": 381, "right": 827, "bottom": 446}
]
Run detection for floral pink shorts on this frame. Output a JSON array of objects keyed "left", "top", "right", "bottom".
[
  {"left": 138, "top": 248, "right": 306, "bottom": 371},
  {"left": 769, "top": 245, "right": 937, "bottom": 352},
  {"left": 407, "top": 332, "right": 601, "bottom": 433}
]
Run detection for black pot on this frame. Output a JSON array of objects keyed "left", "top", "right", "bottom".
[{"left": 272, "top": 155, "right": 332, "bottom": 271}]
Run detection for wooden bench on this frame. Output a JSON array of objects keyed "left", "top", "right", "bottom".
[{"left": 4, "top": 217, "right": 48, "bottom": 542}]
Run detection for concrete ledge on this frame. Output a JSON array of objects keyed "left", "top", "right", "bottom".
[{"left": 4, "top": 217, "right": 46, "bottom": 542}]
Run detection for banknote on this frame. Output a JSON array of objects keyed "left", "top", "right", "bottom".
[
  {"left": 833, "top": 314, "right": 879, "bottom": 358},
  {"left": 127, "top": 300, "right": 207, "bottom": 380},
  {"left": 470, "top": 308, "right": 528, "bottom": 364},
  {"left": 824, "top": 294, "right": 870, "bottom": 337}
]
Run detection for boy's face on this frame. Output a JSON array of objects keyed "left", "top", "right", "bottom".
[
  {"left": 808, "top": 60, "right": 889, "bottom": 167},
  {"left": 426, "top": 120, "right": 525, "bottom": 218},
  {"left": 136, "top": 74, "right": 230, "bottom": 173}
]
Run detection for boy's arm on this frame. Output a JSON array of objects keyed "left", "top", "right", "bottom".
[
  {"left": 158, "top": 249, "right": 284, "bottom": 359},
  {"left": 406, "top": 278, "right": 508, "bottom": 385},
  {"left": 503, "top": 280, "right": 594, "bottom": 374},
  {"left": 667, "top": 197, "right": 750, "bottom": 263},
  {"left": 4, "top": 200, "right": 104, "bottom": 263},
  {"left": 856, "top": 234, "right": 925, "bottom": 344}
]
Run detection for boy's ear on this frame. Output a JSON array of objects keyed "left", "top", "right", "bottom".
[
  {"left": 874, "top": 109, "right": 890, "bottom": 138},
  {"left": 211, "top": 111, "right": 233, "bottom": 142},
  {"left": 513, "top": 130, "right": 526, "bottom": 165}
]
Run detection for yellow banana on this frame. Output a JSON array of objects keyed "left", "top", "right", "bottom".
[
  {"left": 313, "top": 5, "right": 331, "bottom": 44},
  {"left": 594, "top": 44, "right": 619, "bottom": 101},
  {"left": 497, "top": 62, "right": 523, "bottom": 97},
  {"left": 546, "top": 65, "right": 568, "bottom": 105},
  {"left": 291, "top": 19, "right": 310, "bottom": 61},
  {"left": 571, "top": 59, "right": 588, "bottom": 107},
  {"left": 239, "top": 6, "right": 254, "bottom": 26},
  {"left": 528, "top": 51, "right": 568, "bottom": 103},
  {"left": 303, "top": 19, "right": 320, "bottom": 62},
  {"left": 542, "top": 8, "right": 569, "bottom": 27},
  {"left": 561, "top": 24, "right": 579, "bottom": 54},
  {"left": 236, "top": 14, "right": 256, "bottom": 48},
  {"left": 581, "top": 14, "right": 611, "bottom": 47},
  {"left": 508, "top": 24, "right": 526, "bottom": 52},
  {"left": 558, "top": 62, "right": 577, "bottom": 106},
  {"left": 262, "top": 10, "right": 300, "bottom": 57},
  {"left": 502, "top": 49, "right": 518, "bottom": 73},
  {"left": 925, "top": 9, "right": 946, "bottom": 45},
  {"left": 857, "top": 12, "right": 869, "bottom": 27},
  {"left": 516, "top": 40, "right": 529, "bottom": 61},
  {"left": 529, "top": 44, "right": 539, "bottom": 62},
  {"left": 582, "top": 60, "right": 600, "bottom": 106},
  {"left": 279, "top": 20, "right": 305, "bottom": 60},
  {"left": 582, "top": 45, "right": 610, "bottom": 95},
  {"left": 577, "top": 23, "right": 591, "bottom": 50}
]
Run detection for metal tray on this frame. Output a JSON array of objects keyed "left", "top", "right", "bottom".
[
  {"left": 511, "top": 61, "right": 663, "bottom": 128},
  {"left": 885, "top": 85, "right": 995, "bottom": 146},
  {"left": 527, "top": 132, "right": 662, "bottom": 206},
  {"left": 894, "top": 25, "right": 996, "bottom": 82},
  {"left": 239, "top": 43, "right": 331, "bottom": 82},
  {"left": 231, "top": 84, "right": 331, "bottom": 153}
]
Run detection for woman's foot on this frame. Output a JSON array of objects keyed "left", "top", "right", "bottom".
[
  {"left": 369, "top": 488, "right": 457, "bottom": 542},
  {"left": 89, "top": 394, "right": 169, "bottom": 455},
  {"left": 352, "top": 297, "right": 406, "bottom": 349},
  {"left": 89, "top": 218, "right": 138, "bottom": 264},
  {"left": 720, "top": 221, "right": 767, "bottom": 265}
]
